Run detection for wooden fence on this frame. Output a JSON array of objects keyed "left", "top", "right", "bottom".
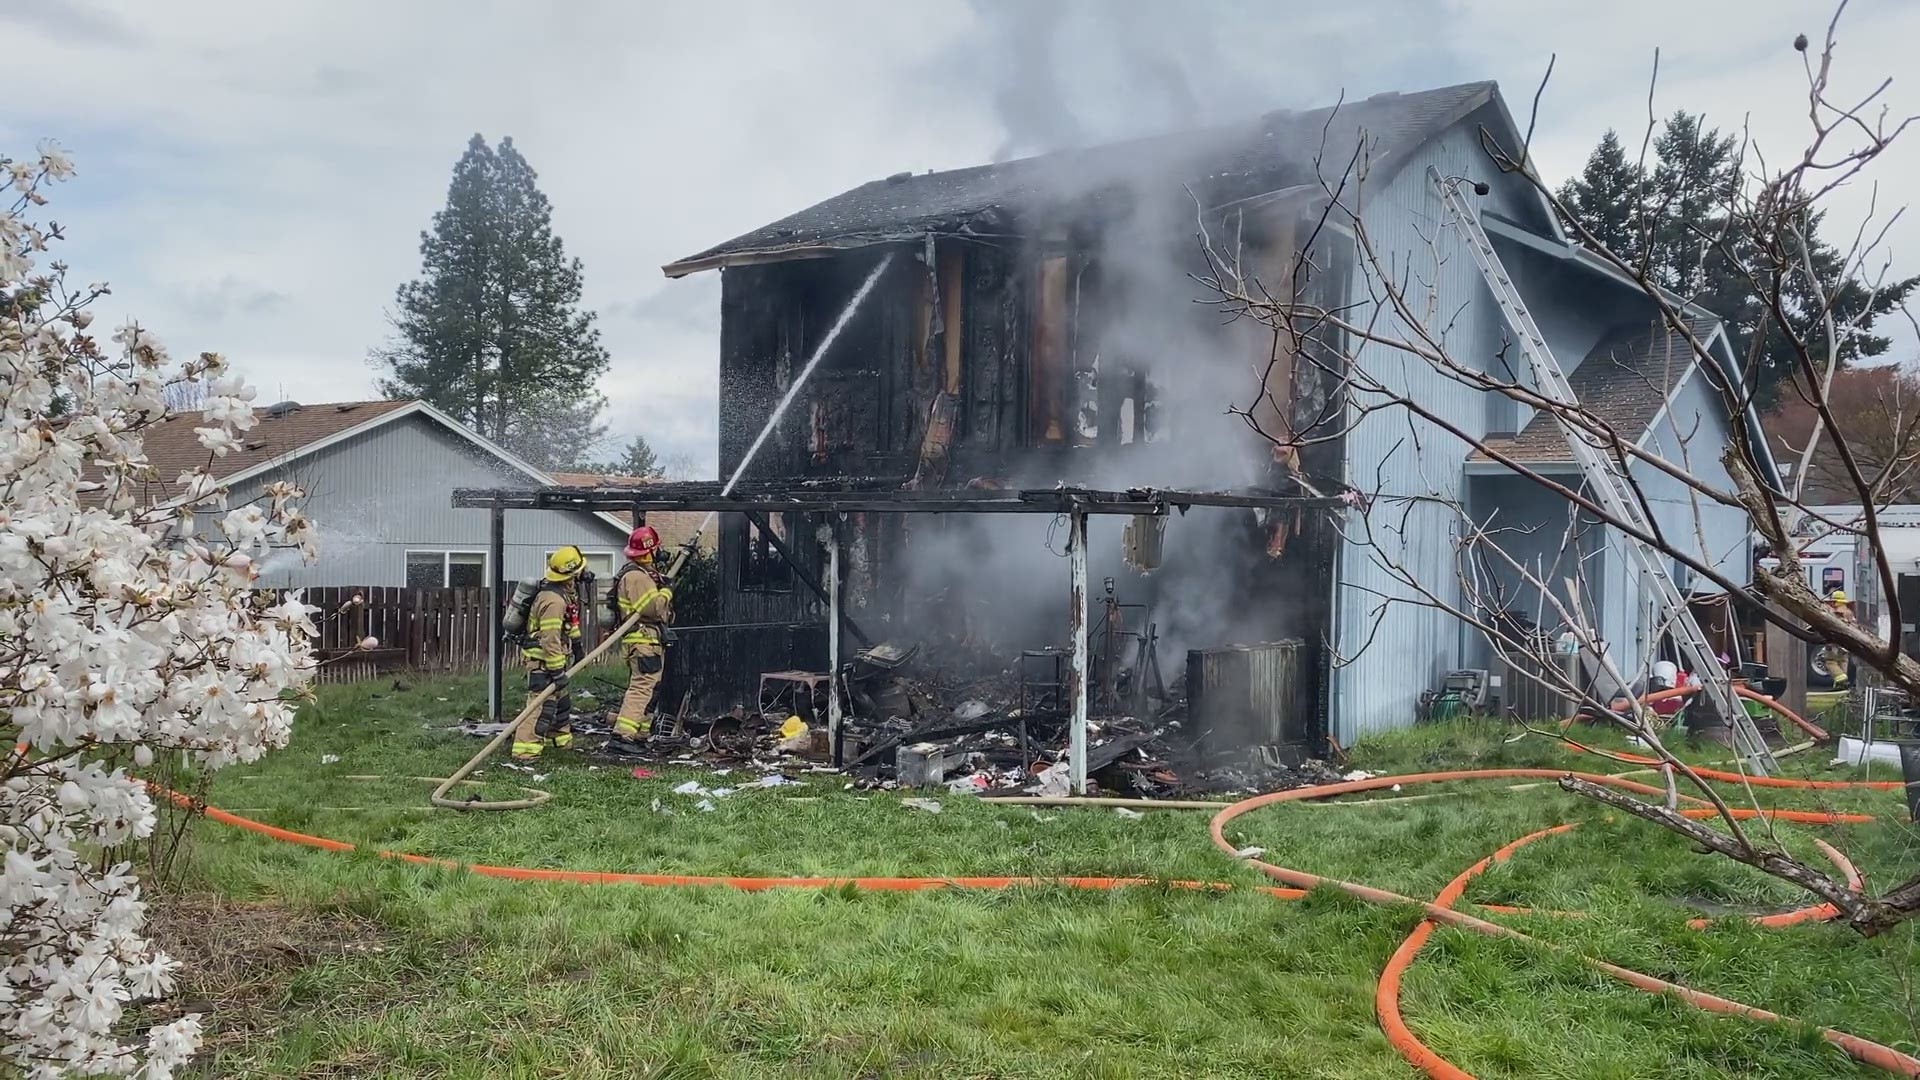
[
  {"left": 301, "top": 585, "right": 827, "bottom": 710},
  {"left": 306, "top": 585, "right": 510, "bottom": 683}
]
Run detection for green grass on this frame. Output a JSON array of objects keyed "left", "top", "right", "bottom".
[{"left": 158, "top": 676, "right": 1920, "bottom": 1078}]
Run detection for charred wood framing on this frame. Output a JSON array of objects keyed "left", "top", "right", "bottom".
[
  {"left": 452, "top": 484, "right": 1344, "bottom": 516},
  {"left": 742, "top": 508, "right": 872, "bottom": 647}
]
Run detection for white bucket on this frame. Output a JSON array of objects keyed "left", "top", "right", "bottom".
[{"left": 1834, "top": 735, "right": 1904, "bottom": 767}]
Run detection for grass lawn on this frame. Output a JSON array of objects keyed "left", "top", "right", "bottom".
[{"left": 155, "top": 671, "right": 1920, "bottom": 1078}]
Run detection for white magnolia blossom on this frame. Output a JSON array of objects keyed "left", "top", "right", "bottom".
[{"left": 1, "top": 147, "right": 314, "bottom": 1076}]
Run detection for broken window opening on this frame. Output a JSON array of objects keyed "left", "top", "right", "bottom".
[
  {"left": 1029, "top": 255, "right": 1072, "bottom": 446},
  {"left": 739, "top": 512, "right": 798, "bottom": 593}
]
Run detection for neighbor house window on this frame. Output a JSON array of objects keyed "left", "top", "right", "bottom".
[
  {"left": 448, "top": 552, "right": 486, "bottom": 587},
  {"left": 405, "top": 551, "right": 488, "bottom": 588}
]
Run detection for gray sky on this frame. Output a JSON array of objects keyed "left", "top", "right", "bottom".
[{"left": 6, "top": 0, "right": 1916, "bottom": 476}]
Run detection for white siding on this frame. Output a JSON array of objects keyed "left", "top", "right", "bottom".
[{"left": 192, "top": 413, "right": 630, "bottom": 588}]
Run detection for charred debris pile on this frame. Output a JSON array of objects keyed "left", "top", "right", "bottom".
[{"left": 473, "top": 629, "right": 1344, "bottom": 799}]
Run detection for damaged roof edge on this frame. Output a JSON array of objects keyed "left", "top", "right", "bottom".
[
  {"left": 664, "top": 81, "right": 1506, "bottom": 278},
  {"left": 662, "top": 224, "right": 1005, "bottom": 278}
]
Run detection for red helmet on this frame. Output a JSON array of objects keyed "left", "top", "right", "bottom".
[{"left": 625, "top": 525, "right": 662, "bottom": 560}]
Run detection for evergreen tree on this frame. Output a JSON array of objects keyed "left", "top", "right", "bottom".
[
  {"left": 372, "top": 135, "right": 609, "bottom": 467},
  {"left": 1556, "top": 129, "right": 1646, "bottom": 264},
  {"left": 574, "top": 433, "right": 663, "bottom": 478},
  {"left": 612, "top": 434, "right": 661, "bottom": 478},
  {"left": 1557, "top": 112, "right": 1918, "bottom": 408}
]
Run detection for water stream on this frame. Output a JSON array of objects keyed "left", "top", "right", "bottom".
[{"left": 685, "top": 251, "right": 898, "bottom": 547}]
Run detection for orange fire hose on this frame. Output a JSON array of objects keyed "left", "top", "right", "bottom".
[
  {"left": 164, "top": 689, "right": 1920, "bottom": 1077},
  {"left": 1210, "top": 767, "right": 1913, "bottom": 1078}
]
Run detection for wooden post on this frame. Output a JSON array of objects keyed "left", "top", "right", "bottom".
[
  {"left": 827, "top": 515, "right": 843, "bottom": 762},
  {"left": 1068, "top": 504, "right": 1089, "bottom": 795},
  {"left": 1765, "top": 620, "right": 1809, "bottom": 720},
  {"left": 488, "top": 503, "right": 505, "bottom": 723}
]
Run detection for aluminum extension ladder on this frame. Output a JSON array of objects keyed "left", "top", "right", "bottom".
[{"left": 1430, "top": 168, "right": 1777, "bottom": 774}]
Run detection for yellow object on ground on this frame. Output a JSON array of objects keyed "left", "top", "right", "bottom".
[{"left": 780, "top": 716, "right": 808, "bottom": 740}]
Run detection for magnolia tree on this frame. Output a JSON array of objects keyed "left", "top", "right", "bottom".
[{"left": 1, "top": 146, "right": 316, "bottom": 1075}]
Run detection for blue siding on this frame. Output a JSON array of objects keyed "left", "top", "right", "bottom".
[
  {"left": 193, "top": 412, "right": 630, "bottom": 588},
  {"left": 1333, "top": 117, "right": 1524, "bottom": 740},
  {"left": 1328, "top": 109, "right": 1742, "bottom": 739}
]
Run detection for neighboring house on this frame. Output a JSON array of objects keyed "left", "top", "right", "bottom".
[
  {"left": 663, "top": 79, "right": 1776, "bottom": 743},
  {"left": 105, "top": 399, "right": 633, "bottom": 589}
]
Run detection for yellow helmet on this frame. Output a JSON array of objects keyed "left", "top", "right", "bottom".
[
  {"left": 1828, "top": 589, "right": 1851, "bottom": 604},
  {"left": 546, "top": 545, "right": 586, "bottom": 582}
]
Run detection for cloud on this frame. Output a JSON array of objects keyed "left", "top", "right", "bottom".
[
  {"left": 606, "top": 275, "right": 720, "bottom": 335},
  {"left": 175, "top": 275, "right": 291, "bottom": 322}
]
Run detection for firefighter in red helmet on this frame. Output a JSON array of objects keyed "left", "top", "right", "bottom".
[{"left": 608, "top": 525, "right": 673, "bottom": 743}]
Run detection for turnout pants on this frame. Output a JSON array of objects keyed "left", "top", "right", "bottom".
[
  {"left": 614, "top": 642, "right": 665, "bottom": 738},
  {"left": 512, "top": 658, "right": 573, "bottom": 758}
]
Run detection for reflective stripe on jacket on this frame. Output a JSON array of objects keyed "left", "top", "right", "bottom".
[
  {"left": 523, "top": 587, "right": 570, "bottom": 670},
  {"left": 615, "top": 565, "right": 673, "bottom": 645}
]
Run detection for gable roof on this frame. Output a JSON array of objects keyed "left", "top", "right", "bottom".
[
  {"left": 665, "top": 80, "right": 1503, "bottom": 278},
  {"left": 545, "top": 472, "right": 716, "bottom": 553},
  {"left": 81, "top": 399, "right": 413, "bottom": 507},
  {"left": 1473, "top": 316, "right": 1721, "bottom": 464},
  {"left": 86, "top": 399, "right": 631, "bottom": 539}
]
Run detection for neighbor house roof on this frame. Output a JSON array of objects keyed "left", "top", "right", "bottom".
[
  {"left": 85, "top": 399, "right": 632, "bottom": 538},
  {"left": 82, "top": 399, "right": 413, "bottom": 507},
  {"left": 1473, "top": 316, "right": 1722, "bottom": 464},
  {"left": 545, "top": 472, "right": 716, "bottom": 553},
  {"left": 665, "top": 80, "right": 1506, "bottom": 277}
]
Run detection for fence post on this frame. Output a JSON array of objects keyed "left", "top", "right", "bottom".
[{"left": 488, "top": 504, "right": 505, "bottom": 723}]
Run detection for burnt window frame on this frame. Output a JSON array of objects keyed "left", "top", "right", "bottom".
[{"left": 737, "top": 512, "right": 799, "bottom": 593}]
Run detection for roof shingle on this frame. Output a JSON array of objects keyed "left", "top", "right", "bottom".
[
  {"left": 83, "top": 399, "right": 414, "bottom": 506},
  {"left": 665, "top": 81, "right": 1499, "bottom": 276},
  {"left": 1473, "top": 317, "right": 1719, "bottom": 464}
]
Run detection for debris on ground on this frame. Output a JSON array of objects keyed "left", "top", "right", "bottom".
[
  {"left": 902, "top": 798, "right": 942, "bottom": 814},
  {"left": 451, "top": 635, "right": 1364, "bottom": 801}
]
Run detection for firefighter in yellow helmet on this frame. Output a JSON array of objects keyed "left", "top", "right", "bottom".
[
  {"left": 608, "top": 525, "right": 673, "bottom": 745},
  {"left": 1819, "top": 588, "right": 1856, "bottom": 689},
  {"left": 511, "top": 546, "right": 586, "bottom": 760}
]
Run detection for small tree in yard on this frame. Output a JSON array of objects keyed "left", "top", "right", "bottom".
[
  {"left": 1, "top": 147, "right": 316, "bottom": 1074},
  {"left": 1203, "top": 6, "right": 1920, "bottom": 934},
  {"left": 372, "top": 134, "right": 610, "bottom": 470},
  {"left": 574, "top": 433, "right": 662, "bottom": 479},
  {"left": 1768, "top": 365, "right": 1920, "bottom": 504}
]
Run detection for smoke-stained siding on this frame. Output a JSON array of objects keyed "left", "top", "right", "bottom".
[{"left": 192, "top": 412, "right": 629, "bottom": 588}]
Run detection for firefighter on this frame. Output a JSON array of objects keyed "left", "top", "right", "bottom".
[
  {"left": 1820, "top": 589, "right": 1856, "bottom": 689},
  {"left": 511, "top": 545, "right": 586, "bottom": 760},
  {"left": 609, "top": 525, "right": 673, "bottom": 743}
]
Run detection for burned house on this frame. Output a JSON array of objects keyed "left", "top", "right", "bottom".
[{"left": 662, "top": 80, "right": 1773, "bottom": 744}]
